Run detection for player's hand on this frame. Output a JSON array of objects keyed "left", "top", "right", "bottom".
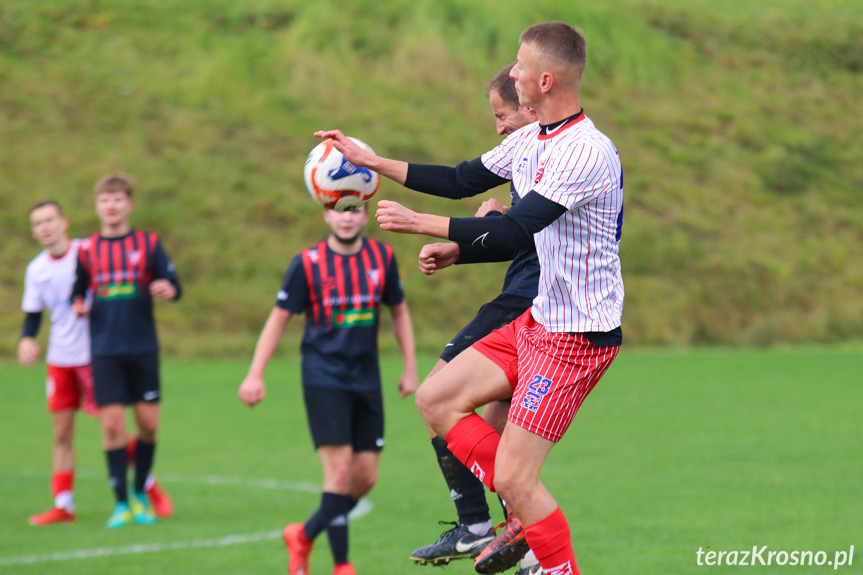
[
  {"left": 312, "top": 130, "right": 375, "bottom": 168},
  {"left": 418, "top": 243, "right": 459, "bottom": 275},
  {"left": 17, "top": 337, "right": 40, "bottom": 367},
  {"left": 238, "top": 376, "right": 266, "bottom": 408},
  {"left": 398, "top": 370, "right": 419, "bottom": 398},
  {"left": 72, "top": 296, "right": 90, "bottom": 318},
  {"left": 475, "top": 198, "right": 507, "bottom": 218},
  {"left": 150, "top": 279, "right": 177, "bottom": 300},
  {"left": 376, "top": 200, "right": 420, "bottom": 234}
]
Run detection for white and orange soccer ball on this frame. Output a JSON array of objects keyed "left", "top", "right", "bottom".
[{"left": 303, "top": 138, "right": 380, "bottom": 211}]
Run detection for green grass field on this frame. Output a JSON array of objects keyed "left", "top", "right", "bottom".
[{"left": 1, "top": 348, "right": 860, "bottom": 574}]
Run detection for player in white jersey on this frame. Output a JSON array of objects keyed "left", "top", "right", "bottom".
[
  {"left": 19, "top": 200, "right": 97, "bottom": 525},
  {"left": 316, "top": 22, "right": 623, "bottom": 575}
]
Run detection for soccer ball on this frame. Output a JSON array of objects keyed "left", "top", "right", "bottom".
[{"left": 303, "top": 138, "right": 380, "bottom": 211}]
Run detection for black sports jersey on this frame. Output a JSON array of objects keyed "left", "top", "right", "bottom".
[
  {"left": 72, "top": 230, "right": 181, "bottom": 357},
  {"left": 277, "top": 237, "right": 404, "bottom": 391}
]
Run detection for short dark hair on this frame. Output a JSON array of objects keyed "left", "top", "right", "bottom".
[
  {"left": 29, "top": 200, "right": 63, "bottom": 215},
  {"left": 520, "top": 22, "right": 587, "bottom": 82},
  {"left": 94, "top": 173, "right": 134, "bottom": 197},
  {"left": 485, "top": 62, "right": 519, "bottom": 109}
]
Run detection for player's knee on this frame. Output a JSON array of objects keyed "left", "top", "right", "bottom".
[
  {"left": 353, "top": 472, "right": 377, "bottom": 498},
  {"left": 416, "top": 384, "right": 445, "bottom": 428},
  {"left": 492, "top": 464, "right": 529, "bottom": 503}
]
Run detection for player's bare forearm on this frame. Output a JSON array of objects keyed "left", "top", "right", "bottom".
[
  {"left": 240, "top": 307, "right": 292, "bottom": 407},
  {"left": 375, "top": 200, "right": 450, "bottom": 238},
  {"left": 313, "top": 130, "right": 408, "bottom": 185},
  {"left": 390, "top": 301, "right": 418, "bottom": 397}
]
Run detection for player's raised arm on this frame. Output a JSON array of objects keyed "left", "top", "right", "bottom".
[{"left": 313, "top": 130, "right": 409, "bottom": 185}]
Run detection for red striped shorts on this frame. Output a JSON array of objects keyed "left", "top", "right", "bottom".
[{"left": 472, "top": 309, "right": 619, "bottom": 442}]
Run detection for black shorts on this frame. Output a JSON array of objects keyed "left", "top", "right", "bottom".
[
  {"left": 92, "top": 353, "right": 161, "bottom": 406},
  {"left": 303, "top": 386, "right": 384, "bottom": 452},
  {"left": 440, "top": 292, "right": 534, "bottom": 363}
]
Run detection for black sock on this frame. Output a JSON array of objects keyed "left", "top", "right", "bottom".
[
  {"left": 432, "top": 435, "right": 490, "bottom": 525},
  {"left": 133, "top": 439, "right": 156, "bottom": 493},
  {"left": 325, "top": 494, "right": 354, "bottom": 565},
  {"left": 305, "top": 491, "right": 350, "bottom": 541},
  {"left": 106, "top": 447, "right": 128, "bottom": 503}
]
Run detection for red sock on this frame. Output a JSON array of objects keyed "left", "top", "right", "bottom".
[
  {"left": 444, "top": 413, "right": 500, "bottom": 492},
  {"left": 51, "top": 470, "right": 74, "bottom": 498},
  {"left": 524, "top": 507, "right": 579, "bottom": 575},
  {"left": 126, "top": 437, "right": 138, "bottom": 462}
]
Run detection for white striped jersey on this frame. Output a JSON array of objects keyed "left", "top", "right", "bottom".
[
  {"left": 21, "top": 238, "right": 91, "bottom": 367},
  {"left": 481, "top": 114, "right": 624, "bottom": 333}
]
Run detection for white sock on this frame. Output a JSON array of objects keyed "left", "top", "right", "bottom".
[
  {"left": 467, "top": 520, "right": 493, "bottom": 536},
  {"left": 520, "top": 549, "right": 539, "bottom": 568},
  {"left": 55, "top": 490, "right": 75, "bottom": 513}
]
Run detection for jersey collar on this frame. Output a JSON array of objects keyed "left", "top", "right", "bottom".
[{"left": 537, "top": 110, "right": 585, "bottom": 140}]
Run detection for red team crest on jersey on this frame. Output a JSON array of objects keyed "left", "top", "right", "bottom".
[
  {"left": 533, "top": 161, "right": 546, "bottom": 185},
  {"left": 366, "top": 269, "right": 380, "bottom": 287}
]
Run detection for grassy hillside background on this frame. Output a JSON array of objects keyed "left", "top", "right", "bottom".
[{"left": 2, "top": 0, "right": 862, "bottom": 358}]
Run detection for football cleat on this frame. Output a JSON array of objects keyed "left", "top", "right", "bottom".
[
  {"left": 129, "top": 491, "right": 157, "bottom": 525},
  {"left": 474, "top": 514, "right": 529, "bottom": 574},
  {"left": 284, "top": 523, "right": 314, "bottom": 575},
  {"left": 28, "top": 507, "right": 75, "bottom": 526},
  {"left": 332, "top": 562, "right": 357, "bottom": 575},
  {"left": 410, "top": 521, "right": 495, "bottom": 566},
  {"left": 517, "top": 565, "right": 543, "bottom": 575},
  {"left": 146, "top": 480, "right": 174, "bottom": 518},
  {"left": 106, "top": 501, "right": 133, "bottom": 529}
]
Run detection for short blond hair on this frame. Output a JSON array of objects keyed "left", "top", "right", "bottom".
[
  {"left": 93, "top": 173, "right": 134, "bottom": 197},
  {"left": 520, "top": 22, "right": 587, "bottom": 85}
]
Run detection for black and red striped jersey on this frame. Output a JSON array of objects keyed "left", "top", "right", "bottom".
[
  {"left": 72, "top": 229, "right": 181, "bottom": 357},
  {"left": 276, "top": 237, "right": 404, "bottom": 390}
]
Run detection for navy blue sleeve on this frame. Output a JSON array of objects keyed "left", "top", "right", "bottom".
[
  {"left": 276, "top": 254, "right": 308, "bottom": 313},
  {"left": 381, "top": 250, "right": 405, "bottom": 306},
  {"left": 72, "top": 256, "right": 88, "bottom": 300},
  {"left": 21, "top": 312, "right": 42, "bottom": 338},
  {"left": 152, "top": 240, "right": 182, "bottom": 300},
  {"left": 448, "top": 191, "right": 567, "bottom": 251},
  {"left": 404, "top": 158, "right": 509, "bottom": 199}
]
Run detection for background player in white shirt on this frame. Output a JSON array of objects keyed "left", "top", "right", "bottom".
[
  {"left": 19, "top": 200, "right": 96, "bottom": 525},
  {"left": 316, "top": 22, "right": 623, "bottom": 575}
]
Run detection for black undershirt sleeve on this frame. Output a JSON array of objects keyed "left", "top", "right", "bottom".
[
  {"left": 72, "top": 257, "right": 88, "bottom": 301},
  {"left": 404, "top": 158, "right": 509, "bottom": 199},
  {"left": 448, "top": 191, "right": 567, "bottom": 251},
  {"left": 455, "top": 211, "right": 515, "bottom": 264},
  {"left": 21, "top": 312, "right": 42, "bottom": 339}
]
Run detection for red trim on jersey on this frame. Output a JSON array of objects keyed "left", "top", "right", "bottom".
[
  {"left": 365, "top": 239, "right": 388, "bottom": 308},
  {"left": 301, "top": 242, "right": 327, "bottom": 324},
  {"left": 359, "top": 248, "right": 375, "bottom": 311},
  {"left": 348, "top": 254, "right": 361, "bottom": 310},
  {"left": 110, "top": 235, "right": 124, "bottom": 284},
  {"left": 536, "top": 113, "right": 586, "bottom": 141},
  {"left": 332, "top": 252, "right": 347, "bottom": 315}
]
